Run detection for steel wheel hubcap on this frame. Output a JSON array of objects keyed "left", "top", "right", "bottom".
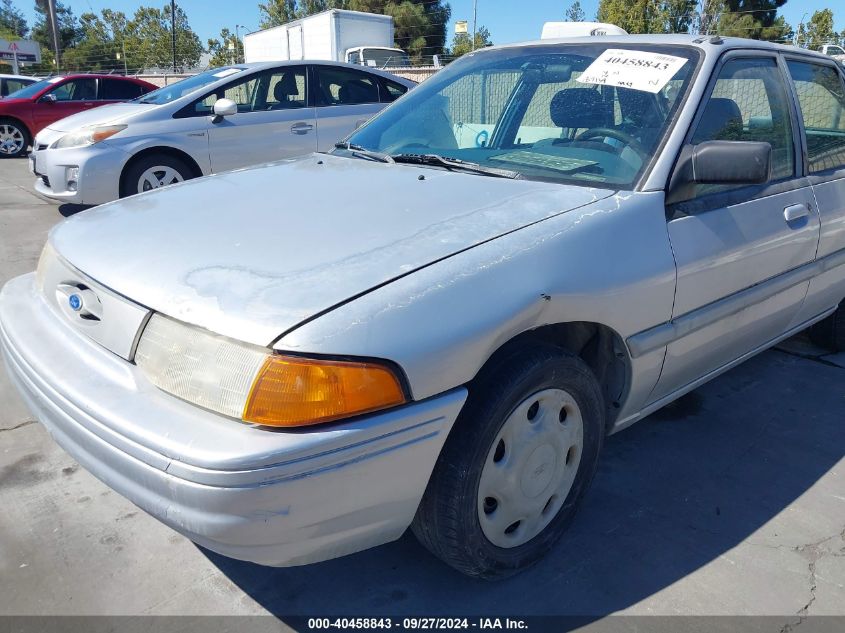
[
  {"left": 478, "top": 388, "right": 584, "bottom": 548},
  {"left": 0, "top": 124, "right": 25, "bottom": 155},
  {"left": 138, "top": 166, "right": 183, "bottom": 192}
]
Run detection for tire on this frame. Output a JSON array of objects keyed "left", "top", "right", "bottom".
[
  {"left": 809, "top": 305, "right": 845, "bottom": 351},
  {"left": 121, "top": 154, "right": 193, "bottom": 197},
  {"left": 0, "top": 118, "right": 30, "bottom": 158},
  {"left": 412, "top": 343, "right": 605, "bottom": 579}
]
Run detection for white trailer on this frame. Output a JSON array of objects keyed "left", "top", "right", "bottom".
[{"left": 244, "top": 9, "right": 407, "bottom": 67}]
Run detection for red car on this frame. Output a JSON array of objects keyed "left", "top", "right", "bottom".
[{"left": 0, "top": 74, "right": 156, "bottom": 158}]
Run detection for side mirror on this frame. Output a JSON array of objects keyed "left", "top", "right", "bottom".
[
  {"left": 666, "top": 140, "right": 772, "bottom": 205},
  {"left": 211, "top": 98, "right": 237, "bottom": 123},
  {"left": 40, "top": 93, "right": 57, "bottom": 103}
]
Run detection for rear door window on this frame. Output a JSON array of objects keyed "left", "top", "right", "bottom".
[
  {"left": 49, "top": 78, "right": 97, "bottom": 101},
  {"left": 315, "top": 67, "right": 380, "bottom": 106},
  {"left": 786, "top": 60, "right": 845, "bottom": 173},
  {"left": 101, "top": 79, "right": 146, "bottom": 100}
]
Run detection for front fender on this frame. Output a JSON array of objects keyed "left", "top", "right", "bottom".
[{"left": 276, "top": 191, "right": 676, "bottom": 422}]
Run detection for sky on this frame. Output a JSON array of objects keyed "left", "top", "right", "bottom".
[{"left": 15, "top": 0, "right": 845, "bottom": 47}]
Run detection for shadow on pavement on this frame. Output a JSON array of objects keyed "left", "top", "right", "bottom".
[
  {"left": 58, "top": 203, "right": 93, "bottom": 217},
  {"left": 204, "top": 350, "right": 845, "bottom": 617}
]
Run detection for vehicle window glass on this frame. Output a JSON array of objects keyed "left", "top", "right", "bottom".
[
  {"left": 689, "top": 57, "right": 795, "bottom": 196},
  {"left": 139, "top": 67, "right": 245, "bottom": 105},
  {"left": 49, "top": 78, "right": 97, "bottom": 101},
  {"left": 2, "top": 78, "right": 29, "bottom": 96},
  {"left": 786, "top": 60, "right": 845, "bottom": 173},
  {"left": 348, "top": 44, "right": 699, "bottom": 188},
  {"left": 102, "top": 78, "right": 144, "bottom": 100},
  {"left": 193, "top": 67, "right": 307, "bottom": 115},
  {"left": 380, "top": 78, "right": 408, "bottom": 102},
  {"left": 316, "top": 67, "right": 379, "bottom": 106}
]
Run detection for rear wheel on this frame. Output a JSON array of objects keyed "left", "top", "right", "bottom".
[
  {"left": 412, "top": 343, "right": 604, "bottom": 579},
  {"left": 121, "top": 154, "right": 193, "bottom": 197},
  {"left": 809, "top": 305, "right": 845, "bottom": 352},
  {"left": 0, "top": 118, "right": 30, "bottom": 158}
]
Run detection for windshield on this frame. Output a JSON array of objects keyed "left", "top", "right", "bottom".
[
  {"left": 345, "top": 44, "right": 700, "bottom": 187},
  {"left": 5, "top": 77, "right": 58, "bottom": 100},
  {"left": 137, "top": 66, "right": 246, "bottom": 104},
  {"left": 362, "top": 48, "right": 410, "bottom": 68}
]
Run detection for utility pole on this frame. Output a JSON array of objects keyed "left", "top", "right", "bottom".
[
  {"left": 235, "top": 24, "right": 243, "bottom": 63},
  {"left": 471, "top": 0, "right": 477, "bottom": 51},
  {"left": 171, "top": 0, "right": 177, "bottom": 72},
  {"left": 47, "top": 0, "right": 61, "bottom": 71}
]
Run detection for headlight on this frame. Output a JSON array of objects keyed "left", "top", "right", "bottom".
[
  {"left": 35, "top": 241, "right": 57, "bottom": 292},
  {"left": 135, "top": 314, "right": 407, "bottom": 427},
  {"left": 53, "top": 125, "right": 127, "bottom": 149}
]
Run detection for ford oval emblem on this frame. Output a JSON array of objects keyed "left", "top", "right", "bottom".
[{"left": 68, "top": 293, "right": 83, "bottom": 312}]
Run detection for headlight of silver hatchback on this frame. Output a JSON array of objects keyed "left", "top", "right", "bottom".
[
  {"left": 53, "top": 125, "right": 127, "bottom": 150},
  {"left": 134, "top": 313, "right": 407, "bottom": 428}
]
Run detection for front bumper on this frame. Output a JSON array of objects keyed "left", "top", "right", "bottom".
[
  {"left": 31, "top": 142, "right": 125, "bottom": 206},
  {"left": 0, "top": 274, "right": 467, "bottom": 566}
]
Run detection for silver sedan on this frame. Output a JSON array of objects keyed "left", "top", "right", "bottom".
[
  {"left": 3, "top": 35, "right": 845, "bottom": 579},
  {"left": 29, "top": 61, "right": 415, "bottom": 205}
]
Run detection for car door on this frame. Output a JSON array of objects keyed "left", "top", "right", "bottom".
[
  {"left": 203, "top": 65, "right": 317, "bottom": 173},
  {"left": 784, "top": 57, "right": 845, "bottom": 324},
  {"left": 650, "top": 52, "right": 820, "bottom": 402},
  {"left": 312, "top": 65, "right": 386, "bottom": 152},
  {"left": 31, "top": 77, "right": 99, "bottom": 132}
]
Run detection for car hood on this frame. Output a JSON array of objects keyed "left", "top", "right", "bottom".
[
  {"left": 50, "top": 154, "right": 614, "bottom": 346},
  {"left": 45, "top": 102, "right": 159, "bottom": 132}
]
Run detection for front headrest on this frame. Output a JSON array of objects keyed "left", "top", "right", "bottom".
[
  {"left": 693, "top": 97, "right": 743, "bottom": 142},
  {"left": 550, "top": 88, "right": 611, "bottom": 129},
  {"left": 274, "top": 73, "right": 299, "bottom": 102}
]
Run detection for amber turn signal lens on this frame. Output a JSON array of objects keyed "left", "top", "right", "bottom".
[{"left": 242, "top": 355, "right": 406, "bottom": 427}]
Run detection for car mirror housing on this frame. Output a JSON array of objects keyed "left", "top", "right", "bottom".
[
  {"left": 40, "top": 93, "right": 57, "bottom": 103},
  {"left": 211, "top": 98, "right": 237, "bottom": 123},
  {"left": 666, "top": 140, "right": 772, "bottom": 205}
]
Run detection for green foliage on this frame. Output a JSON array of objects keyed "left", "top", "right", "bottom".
[
  {"left": 596, "top": 0, "right": 697, "bottom": 34},
  {"left": 449, "top": 25, "right": 492, "bottom": 59},
  {"left": 0, "top": 0, "right": 27, "bottom": 38},
  {"left": 565, "top": 1, "right": 585, "bottom": 22},
  {"left": 207, "top": 27, "right": 244, "bottom": 67},
  {"left": 31, "top": 0, "right": 82, "bottom": 69},
  {"left": 797, "top": 9, "right": 836, "bottom": 50},
  {"left": 701, "top": 0, "right": 792, "bottom": 42},
  {"left": 257, "top": 0, "right": 451, "bottom": 59}
]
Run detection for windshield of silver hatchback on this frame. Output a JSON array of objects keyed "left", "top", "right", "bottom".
[{"left": 342, "top": 45, "right": 698, "bottom": 186}]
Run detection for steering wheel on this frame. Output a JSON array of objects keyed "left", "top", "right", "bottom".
[{"left": 575, "top": 127, "right": 648, "bottom": 159}]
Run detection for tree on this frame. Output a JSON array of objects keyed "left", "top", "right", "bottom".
[
  {"left": 31, "top": 0, "right": 82, "bottom": 69},
  {"left": 258, "top": 0, "right": 297, "bottom": 27},
  {"left": 124, "top": 4, "right": 203, "bottom": 71},
  {"left": 798, "top": 9, "right": 835, "bottom": 50},
  {"left": 449, "top": 25, "right": 492, "bottom": 58},
  {"left": 565, "top": 1, "right": 585, "bottom": 22},
  {"left": 597, "top": 0, "right": 669, "bottom": 34},
  {"left": 0, "top": 0, "right": 27, "bottom": 38},
  {"left": 207, "top": 27, "right": 244, "bottom": 67},
  {"left": 705, "top": 0, "right": 792, "bottom": 42}
]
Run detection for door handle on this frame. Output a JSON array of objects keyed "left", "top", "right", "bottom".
[
  {"left": 290, "top": 122, "right": 313, "bottom": 135},
  {"left": 783, "top": 203, "right": 809, "bottom": 223}
]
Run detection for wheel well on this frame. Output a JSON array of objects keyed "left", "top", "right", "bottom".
[
  {"left": 120, "top": 146, "right": 203, "bottom": 196},
  {"left": 0, "top": 116, "right": 32, "bottom": 143},
  {"left": 475, "top": 322, "right": 630, "bottom": 430}
]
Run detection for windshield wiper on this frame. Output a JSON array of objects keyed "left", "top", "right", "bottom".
[
  {"left": 334, "top": 142, "right": 394, "bottom": 163},
  {"left": 391, "top": 153, "right": 521, "bottom": 179}
]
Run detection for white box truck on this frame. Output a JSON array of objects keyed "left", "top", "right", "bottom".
[{"left": 243, "top": 9, "right": 410, "bottom": 68}]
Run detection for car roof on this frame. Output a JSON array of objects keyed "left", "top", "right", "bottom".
[
  {"left": 0, "top": 73, "right": 35, "bottom": 81},
  {"left": 232, "top": 59, "right": 416, "bottom": 85},
  {"left": 483, "top": 34, "right": 833, "bottom": 62}
]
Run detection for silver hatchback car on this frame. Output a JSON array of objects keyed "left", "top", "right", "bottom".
[
  {"left": 3, "top": 35, "right": 845, "bottom": 579},
  {"left": 29, "top": 61, "right": 414, "bottom": 205}
]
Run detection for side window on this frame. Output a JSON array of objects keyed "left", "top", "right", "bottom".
[
  {"left": 2, "top": 79, "right": 28, "bottom": 96},
  {"left": 49, "top": 78, "right": 97, "bottom": 101},
  {"left": 690, "top": 58, "right": 795, "bottom": 195},
  {"left": 101, "top": 79, "right": 144, "bottom": 100},
  {"left": 190, "top": 67, "right": 307, "bottom": 115},
  {"left": 786, "top": 61, "right": 845, "bottom": 173},
  {"left": 316, "top": 67, "right": 380, "bottom": 106},
  {"left": 380, "top": 78, "right": 408, "bottom": 103}
]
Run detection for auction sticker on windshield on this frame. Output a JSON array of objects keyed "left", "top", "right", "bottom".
[{"left": 577, "top": 49, "right": 688, "bottom": 93}]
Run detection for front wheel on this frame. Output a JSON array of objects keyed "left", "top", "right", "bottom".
[
  {"left": 121, "top": 154, "right": 193, "bottom": 197},
  {"left": 412, "top": 343, "right": 605, "bottom": 579},
  {"left": 0, "top": 118, "right": 30, "bottom": 158},
  {"left": 809, "top": 304, "right": 845, "bottom": 352}
]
